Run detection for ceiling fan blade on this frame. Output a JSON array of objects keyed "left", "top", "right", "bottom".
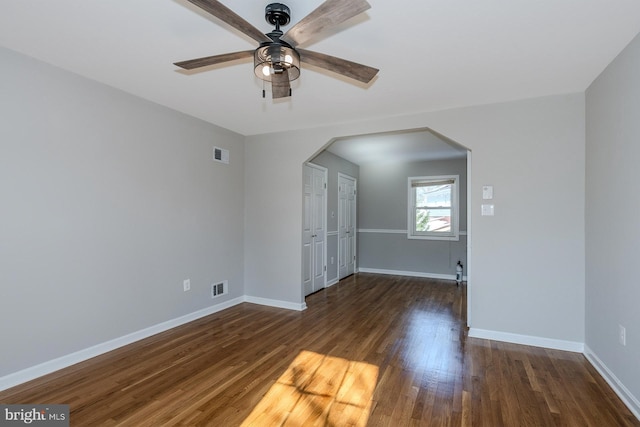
[
  {"left": 271, "top": 69, "right": 291, "bottom": 99},
  {"left": 185, "top": 0, "right": 271, "bottom": 44},
  {"left": 174, "top": 50, "right": 254, "bottom": 70},
  {"left": 298, "top": 49, "right": 378, "bottom": 83},
  {"left": 281, "top": 0, "right": 371, "bottom": 47}
]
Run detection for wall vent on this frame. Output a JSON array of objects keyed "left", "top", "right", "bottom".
[
  {"left": 211, "top": 280, "right": 228, "bottom": 298},
  {"left": 213, "top": 147, "right": 229, "bottom": 164}
]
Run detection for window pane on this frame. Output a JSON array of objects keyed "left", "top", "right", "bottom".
[
  {"left": 416, "top": 185, "right": 451, "bottom": 208},
  {"left": 408, "top": 175, "right": 458, "bottom": 240},
  {"left": 416, "top": 208, "right": 451, "bottom": 232}
]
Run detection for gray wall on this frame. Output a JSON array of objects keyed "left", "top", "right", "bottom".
[
  {"left": 245, "top": 93, "right": 585, "bottom": 346},
  {"left": 586, "top": 32, "right": 640, "bottom": 409},
  {"left": 310, "top": 150, "right": 359, "bottom": 284},
  {"left": 0, "top": 48, "right": 245, "bottom": 376},
  {"left": 357, "top": 157, "right": 467, "bottom": 277}
]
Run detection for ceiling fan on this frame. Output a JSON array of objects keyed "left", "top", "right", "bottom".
[{"left": 174, "top": 0, "right": 379, "bottom": 99}]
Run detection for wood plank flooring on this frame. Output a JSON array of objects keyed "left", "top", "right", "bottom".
[{"left": 1, "top": 273, "right": 637, "bottom": 426}]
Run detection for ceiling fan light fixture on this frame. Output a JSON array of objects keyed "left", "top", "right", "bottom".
[{"left": 254, "top": 44, "right": 300, "bottom": 82}]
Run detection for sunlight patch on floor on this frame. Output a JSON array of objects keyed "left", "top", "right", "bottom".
[{"left": 241, "top": 350, "right": 379, "bottom": 426}]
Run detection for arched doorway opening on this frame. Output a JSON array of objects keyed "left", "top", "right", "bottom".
[{"left": 302, "top": 127, "right": 472, "bottom": 325}]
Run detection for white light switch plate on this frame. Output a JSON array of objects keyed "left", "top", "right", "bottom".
[{"left": 481, "top": 204, "right": 495, "bottom": 216}]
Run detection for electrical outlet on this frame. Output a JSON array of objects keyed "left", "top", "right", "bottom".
[
  {"left": 183, "top": 279, "right": 191, "bottom": 292},
  {"left": 619, "top": 324, "right": 626, "bottom": 346}
]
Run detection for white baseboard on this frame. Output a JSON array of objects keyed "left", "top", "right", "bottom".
[
  {"left": 468, "top": 328, "right": 584, "bottom": 353},
  {"left": 243, "top": 295, "right": 307, "bottom": 311},
  {"left": 584, "top": 345, "right": 640, "bottom": 420},
  {"left": 0, "top": 297, "right": 245, "bottom": 392},
  {"left": 358, "top": 267, "right": 467, "bottom": 282}
]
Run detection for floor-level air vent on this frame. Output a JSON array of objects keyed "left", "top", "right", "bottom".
[
  {"left": 213, "top": 147, "right": 229, "bottom": 164},
  {"left": 211, "top": 280, "right": 228, "bottom": 298}
]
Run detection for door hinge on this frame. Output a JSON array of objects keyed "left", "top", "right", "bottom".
[
  {"left": 324, "top": 183, "right": 327, "bottom": 189},
  {"left": 324, "top": 265, "right": 327, "bottom": 271}
]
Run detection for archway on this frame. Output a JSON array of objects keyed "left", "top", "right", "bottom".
[{"left": 302, "top": 127, "right": 472, "bottom": 325}]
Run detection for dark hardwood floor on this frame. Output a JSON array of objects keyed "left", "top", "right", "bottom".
[{"left": 1, "top": 273, "right": 637, "bottom": 426}]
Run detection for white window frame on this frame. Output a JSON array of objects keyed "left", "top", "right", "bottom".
[{"left": 407, "top": 174, "right": 459, "bottom": 241}]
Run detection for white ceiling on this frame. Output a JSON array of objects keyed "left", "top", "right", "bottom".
[
  {"left": 2, "top": 1, "right": 640, "bottom": 137},
  {"left": 326, "top": 129, "right": 467, "bottom": 165}
]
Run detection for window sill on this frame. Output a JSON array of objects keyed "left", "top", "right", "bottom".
[{"left": 407, "top": 234, "right": 460, "bottom": 241}]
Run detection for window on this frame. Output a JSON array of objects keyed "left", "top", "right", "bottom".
[{"left": 408, "top": 175, "right": 459, "bottom": 240}]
